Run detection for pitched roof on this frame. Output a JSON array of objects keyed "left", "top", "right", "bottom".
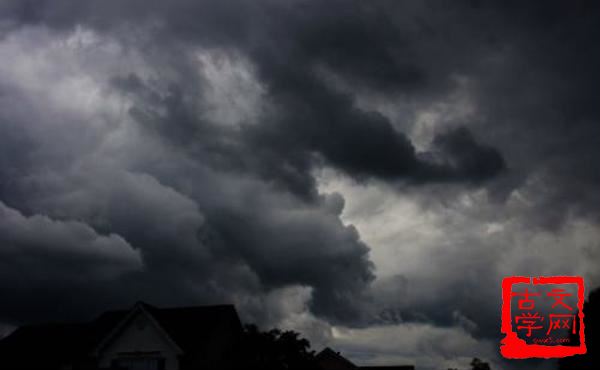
[
  {"left": 95, "top": 302, "right": 242, "bottom": 353},
  {"left": 144, "top": 303, "right": 242, "bottom": 352},
  {"left": 0, "top": 301, "right": 243, "bottom": 369}
]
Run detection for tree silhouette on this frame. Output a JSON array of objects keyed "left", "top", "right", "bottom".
[
  {"left": 236, "top": 324, "right": 319, "bottom": 370},
  {"left": 558, "top": 286, "right": 600, "bottom": 370},
  {"left": 470, "top": 357, "right": 491, "bottom": 370},
  {"left": 447, "top": 357, "right": 491, "bottom": 370}
]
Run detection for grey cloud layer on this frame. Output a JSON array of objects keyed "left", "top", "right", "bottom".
[{"left": 0, "top": 1, "right": 598, "bottom": 369}]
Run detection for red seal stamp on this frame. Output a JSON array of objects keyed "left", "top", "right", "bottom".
[{"left": 501, "top": 276, "right": 586, "bottom": 359}]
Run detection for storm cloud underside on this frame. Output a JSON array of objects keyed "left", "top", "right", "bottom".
[{"left": 0, "top": 1, "right": 598, "bottom": 370}]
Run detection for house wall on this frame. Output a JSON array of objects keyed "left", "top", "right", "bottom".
[{"left": 98, "top": 311, "right": 180, "bottom": 370}]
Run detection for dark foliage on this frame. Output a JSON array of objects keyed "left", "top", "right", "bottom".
[
  {"left": 235, "top": 324, "right": 320, "bottom": 370},
  {"left": 470, "top": 358, "right": 491, "bottom": 370},
  {"left": 558, "top": 287, "right": 600, "bottom": 370},
  {"left": 447, "top": 357, "right": 491, "bottom": 370}
]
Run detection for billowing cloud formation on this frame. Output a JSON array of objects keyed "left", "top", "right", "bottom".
[
  {"left": 0, "top": 22, "right": 378, "bottom": 326},
  {"left": 0, "top": 1, "right": 598, "bottom": 369},
  {"left": 0, "top": 199, "right": 142, "bottom": 323},
  {"left": 0, "top": 199, "right": 141, "bottom": 280}
]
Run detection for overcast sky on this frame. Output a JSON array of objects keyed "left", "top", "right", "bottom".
[{"left": 0, "top": 1, "right": 598, "bottom": 369}]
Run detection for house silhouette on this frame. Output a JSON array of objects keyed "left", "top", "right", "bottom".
[
  {"left": 0, "top": 301, "right": 242, "bottom": 370},
  {"left": 0, "top": 301, "right": 417, "bottom": 370}
]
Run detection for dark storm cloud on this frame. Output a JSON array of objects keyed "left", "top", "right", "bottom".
[
  {"left": 0, "top": 200, "right": 141, "bottom": 281},
  {"left": 0, "top": 40, "right": 376, "bottom": 324},
  {"left": 247, "top": 69, "right": 503, "bottom": 187},
  {"left": 426, "top": 127, "right": 506, "bottom": 182},
  {"left": 470, "top": 0, "right": 600, "bottom": 228},
  {"left": 0, "top": 5, "right": 598, "bottom": 370},
  {"left": 1, "top": 0, "right": 506, "bottom": 192},
  {"left": 234, "top": 0, "right": 506, "bottom": 189},
  {"left": 0, "top": 199, "right": 142, "bottom": 324}
]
